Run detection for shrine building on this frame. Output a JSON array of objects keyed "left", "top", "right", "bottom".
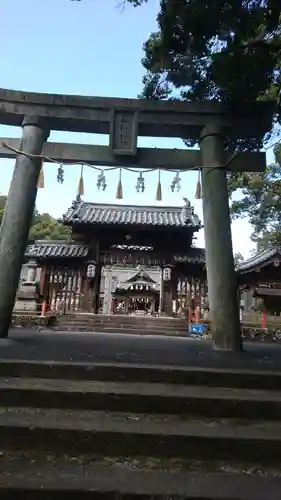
[
  {"left": 21, "top": 197, "right": 281, "bottom": 320},
  {"left": 238, "top": 247, "right": 281, "bottom": 316},
  {"left": 23, "top": 198, "right": 206, "bottom": 317}
]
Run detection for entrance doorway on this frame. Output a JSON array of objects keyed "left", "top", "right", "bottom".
[
  {"left": 129, "top": 296, "right": 157, "bottom": 314},
  {"left": 113, "top": 292, "right": 159, "bottom": 315}
]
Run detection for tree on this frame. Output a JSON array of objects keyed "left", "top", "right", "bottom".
[
  {"left": 136, "top": 1, "right": 281, "bottom": 250},
  {"left": 29, "top": 212, "right": 71, "bottom": 241},
  {"left": 122, "top": 0, "right": 147, "bottom": 4},
  {"left": 76, "top": 1, "right": 281, "bottom": 250},
  {"left": 72, "top": 1, "right": 280, "bottom": 141},
  {"left": 0, "top": 196, "right": 71, "bottom": 241},
  {"left": 71, "top": 0, "right": 147, "bottom": 5},
  {"left": 230, "top": 143, "right": 281, "bottom": 250},
  {"left": 138, "top": 0, "right": 280, "bottom": 147},
  {"left": 74, "top": 1, "right": 280, "bottom": 134}
]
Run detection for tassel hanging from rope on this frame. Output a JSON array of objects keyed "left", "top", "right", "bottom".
[
  {"left": 37, "top": 159, "right": 44, "bottom": 189},
  {"left": 116, "top": 168, "right": 123, "bottom": 199},
  {"left": 156, "top": 170, "right": 162, "bottom": 201},
  {"left": 78, "top": 164, "right": 84, "bottom": 196},
  {"left": 195, "top": 169, "right": 202, "bottom": 200}
]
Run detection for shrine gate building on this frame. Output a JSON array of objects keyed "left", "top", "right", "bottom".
[{"left": 24, "top": 198, "right": 206, "bottom": 317}]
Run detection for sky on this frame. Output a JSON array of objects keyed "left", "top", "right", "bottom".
[{"left": 0, "top": 0, "right": 274, "bottom": 258}]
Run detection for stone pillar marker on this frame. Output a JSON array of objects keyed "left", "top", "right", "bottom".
[
  {"left": 200, "top": 124, "right": 241, "bottom": 351},
  {"left": 0, "top": 116, "right": 49, "bottom": 338}
]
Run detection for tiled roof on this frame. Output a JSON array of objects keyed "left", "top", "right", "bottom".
[
  {"left": 25, "top": 241, "right": 205, "bottom": 265},
  {"left": 237, "top": 247, "right": 281, "bottom": 273},
  {"left": 62, "top": 200, "right": 201, "bottom": 229},
  {"left": 25, "top": 241, "right": 89, "bottom": 259}
]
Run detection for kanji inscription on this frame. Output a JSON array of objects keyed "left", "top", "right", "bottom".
[{"left": 110, "top": 109, "right": 138, "bottom": 156}]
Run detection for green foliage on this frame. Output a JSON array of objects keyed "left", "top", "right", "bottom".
[
  {"left": 126, "top": 0, "right": 147, "bottom": 4},
  {"left": 139, "top": 0, "right": 280, "bottom": 146},
  {"left": 73, "top": 1, "right": 281, "bottom": 251},
  {"left": 230, "top": 143, "right": 281, "bottom": 249},
  {"left": 138, "top": 72, "right": 172, "bottom": 100},
  {"left": 136, "top": 0, "right": 280, "bottom": 250},
  {"left": 29, "top": 212, "right": 71, "bottom": 241},
  {"left": 71, "top": 0, "right": 148, "bottom": 6},
  {"left": 0, "top": 195, "right": 70, "bottom": 241}
]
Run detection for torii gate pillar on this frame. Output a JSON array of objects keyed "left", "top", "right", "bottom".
[
  {"left": 0, "top": 116, "right": 49, "bottom": 338},
  {"left": 200, "top": 124, "right": 241, "bottom": 351}
]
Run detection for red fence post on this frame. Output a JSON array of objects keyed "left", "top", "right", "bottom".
[{"left": 261, "top": 311, "right": 267, "bottom": 329}]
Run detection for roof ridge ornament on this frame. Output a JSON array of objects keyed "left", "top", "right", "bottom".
[
  {"left": 71, "top": 194, "right": 82, "bottom": 211},
  {"left": 181, "top": 197, "right": 192, "bottom": 223},
  {"left": 181, "top": 198, "right": 201, "bottom": 228}
]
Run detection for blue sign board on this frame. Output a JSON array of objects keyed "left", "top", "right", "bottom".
[{"left": 189, "top": 323, "right": 209, "bottom": 336}]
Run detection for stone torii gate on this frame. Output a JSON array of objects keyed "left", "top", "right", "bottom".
[{"left": 0, "top": 89, "right": 272, "bottom": 350}]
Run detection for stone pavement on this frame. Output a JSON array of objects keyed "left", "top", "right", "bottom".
[{"left": 0, "top": 328, "right": 281, "bottom": 371}]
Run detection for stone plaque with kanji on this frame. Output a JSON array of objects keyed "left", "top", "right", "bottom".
[{"left": 110, "top": 109, "right": 138, "bottom": 156}]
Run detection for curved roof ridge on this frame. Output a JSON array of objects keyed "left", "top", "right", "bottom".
[
  {"left": 62, "top": 199, "right": 202, "bottom": 229},
  {"left": 78, "top": 202, "right": 187, "bottom": 210},
  {"left": 238, "top": 246, "right": 281, "bottom": 272}
]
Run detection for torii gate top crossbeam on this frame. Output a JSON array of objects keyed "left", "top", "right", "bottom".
[
  {"left": 0, "top": 138, "right": 266, "bottom": 172},
  {"left": 0, "top": 88, "right": 273, "bottom": 139}
]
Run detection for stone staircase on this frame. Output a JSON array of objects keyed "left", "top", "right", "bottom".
[
  {"left": 0, "top": 359, "right": 281, "bottom": 498},
  {"left": 53, "top": 313, "right": 190, "bottom": 336},
  {"left": 51, "top": 314, "right": 281, "bottom": 344}
]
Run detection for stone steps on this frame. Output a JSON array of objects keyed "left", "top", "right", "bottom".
[
  {"left": 57, "top": 314, "right": 187, "bottom": 324},
  {"left": 53, "top": 314, "right": 190, "bottom": 334},
  {"left": 53, "top": 324, "right": 189, "bottom": 336},
  {"left": 1, "top": 377, "right": 281, "bottom": 419},
  {"left": 1, "top": 359, "right": 281, "bottom": 498},
  {"left": 1, "top": 359, "right": 281, "bottom": 388},
  {"left": 1, "top": 406, "right": 281, "bottom": 461},
  {"left": 51, "top": 315, "right": 281, "bottom": 344},
  {"left": 1, "top": 450, "right": 281, "bottom": 500},
  {"left": 54, "top": 318, "right": 188, "bottom": 326}
]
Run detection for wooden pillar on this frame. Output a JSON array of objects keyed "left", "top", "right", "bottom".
[
  {"left": 81, "top": 273, "right": 90, "bottom": 312},
  {"left": 0, "top": 116, "right": 49, "bottom": 338},
  {"left": 159, "top": 267, "right": 164, "bottom": 316},
  {"left": 93, "top": 264, "right": 102, "bottom": 314},
  {"left": 39, "top": 264, "right": 46, "bottom": 296},
  {"left": 124, "top": 297, "right": 129, "bottom": 314},
  {"left": 200, "top": 124, "right": 240, "bottom": 351},
  {"left": 165, "top": 283, "right": 173, "bottom": 316}
]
